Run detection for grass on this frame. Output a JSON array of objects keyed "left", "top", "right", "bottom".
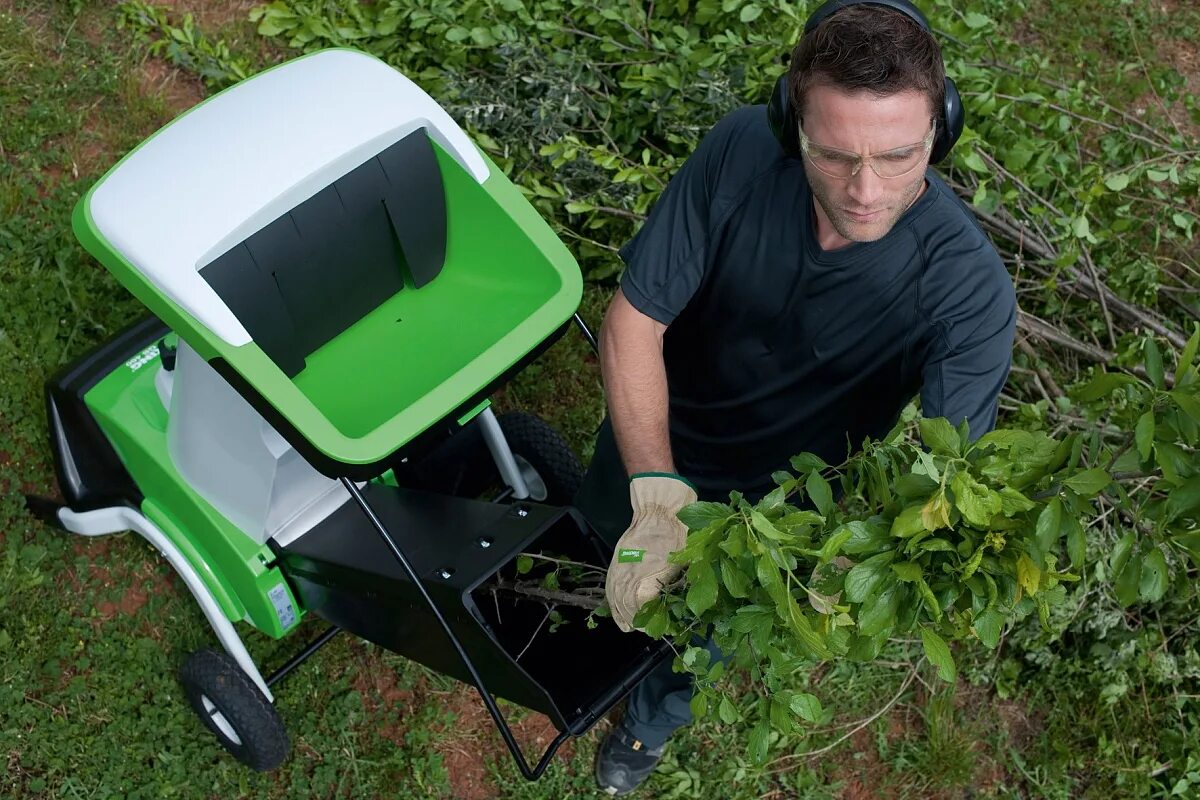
[{"left": 2, "top": 0, "right": 1198, "bottom": 798}]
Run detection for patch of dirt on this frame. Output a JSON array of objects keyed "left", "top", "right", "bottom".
[
  {"left": 431, "top": 684, "right": 578, "bottom": 800},
  {"left": 1155, "top": 36, "right": 1200, "bottom": 142},
  {"left": 138, "top": 56, "right": 207, "bottom": 116},
  {"left": 348, "top": 657, "right": 421, "bottom": 747},
  {"left": 436, "top": 686, "right": 499, "bottom": 800},
  {"left": 822, "top": 681, "right": 1046, "bottom": 800},
  {"left": 151, "top": 0, "right": 261, "bottom": 31},
  {"left": 830, "top": 702, "right": 923, "bottom": 800}
]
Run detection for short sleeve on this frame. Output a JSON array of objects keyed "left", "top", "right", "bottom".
[
  {"left": 920, "top": 267, "right": 1016, "bottom": 441},
  {"left": 619, "top": 108, "right": 769, "bottom": 325}
]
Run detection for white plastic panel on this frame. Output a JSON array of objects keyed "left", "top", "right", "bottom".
[
  {"left": 166, "top": 341, "right": 353, "bottom": 546},
  {"left": 88, "top": 50, "right": 489, "bottom": 347}
]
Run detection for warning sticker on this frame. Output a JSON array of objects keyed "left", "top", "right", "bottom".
[{"left": 267, "top": 583, "right": 297, "bottom": 630}]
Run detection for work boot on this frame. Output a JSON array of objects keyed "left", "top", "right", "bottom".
[{"left": 594, "top": 723, "right": 665, "bottom": 796}]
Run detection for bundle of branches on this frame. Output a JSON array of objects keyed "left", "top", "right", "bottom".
[{"left": 501, "top": 330, "right": 1200, "bottom": 761}]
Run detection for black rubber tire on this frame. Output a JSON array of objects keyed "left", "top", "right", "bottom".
[
  {"left": 179, "top": 649, "right": 289, "bottom": 772},
  {"left": 497, "top": 412, "right": 585, "bottom": 505}
]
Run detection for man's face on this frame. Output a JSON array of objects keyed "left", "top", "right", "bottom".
[{"left": 800, "top": 84, "right": 933, "bottom": 248}]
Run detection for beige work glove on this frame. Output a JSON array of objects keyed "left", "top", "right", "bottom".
[{"left": 605, "top": 474, "right": 698, "bottom": 633}]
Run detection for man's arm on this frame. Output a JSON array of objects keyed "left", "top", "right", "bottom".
[{"left": 600, "top": 287, "right": 675, "bottom": 475}]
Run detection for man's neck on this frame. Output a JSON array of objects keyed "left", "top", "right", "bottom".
[{"left": 812, "top": 179, "right": 929, "bottom": 252}]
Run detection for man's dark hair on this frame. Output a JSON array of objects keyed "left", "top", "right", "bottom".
[{"left": 788, "top": 5, "right": 945, "bottom": 123}]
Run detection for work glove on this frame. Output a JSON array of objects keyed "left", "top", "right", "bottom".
[{"left": 605, "top": 473, "right": 697, "bottom": 633}]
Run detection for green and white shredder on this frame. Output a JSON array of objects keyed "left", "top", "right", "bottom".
[{"left": 25, "top": 48, "right": 670, "bottom": 777}]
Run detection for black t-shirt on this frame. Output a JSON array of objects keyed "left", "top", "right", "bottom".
[{"left": 618, "top": 105, "right": 1016, "bottom": 498}]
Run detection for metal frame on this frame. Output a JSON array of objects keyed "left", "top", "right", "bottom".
[{"left": 339, "top": 477, "right": 570, "bottom": 779}]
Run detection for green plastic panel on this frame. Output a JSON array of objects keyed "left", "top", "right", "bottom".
[{"left": 83, "top": 349, "right": 303, "bottom": 639}]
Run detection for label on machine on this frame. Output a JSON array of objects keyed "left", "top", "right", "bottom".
[{"left": 268, "top": 583, "right": 297, "bottom": 630}]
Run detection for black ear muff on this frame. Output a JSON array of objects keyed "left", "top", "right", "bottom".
[
  {"left": 932, "top": 76, "right": 963, "bottom": 163},
  {"left": 767, "top": 74, "right": 799, "bottom": 156}
]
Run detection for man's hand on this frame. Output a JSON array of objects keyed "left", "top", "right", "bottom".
[{"left": 605, "top": 474, "right": 697, "bottom": 632}]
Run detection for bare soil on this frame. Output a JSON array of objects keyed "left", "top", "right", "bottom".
[
  {"left": 143, "top": 0, "right": 260, "bottom": 31},
  {"left": 138, "top": 55, "right": 207, "bottom": 116}
]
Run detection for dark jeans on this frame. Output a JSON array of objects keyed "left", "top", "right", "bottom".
[{"left": 573, "top": 418, "right": 726, "bottom": 749}]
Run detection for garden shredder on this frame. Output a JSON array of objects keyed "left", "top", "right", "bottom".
[{"left": 23, "top": 48, "right": 671, "bottom": 777}]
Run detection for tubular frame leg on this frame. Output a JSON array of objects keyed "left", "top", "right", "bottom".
[{"left": 340, "top": 478, "right": 570, "bottom": 780}]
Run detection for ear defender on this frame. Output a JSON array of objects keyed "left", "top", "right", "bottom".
[{"left": 767, "top": 0, "right": 963, "bottom": 164}]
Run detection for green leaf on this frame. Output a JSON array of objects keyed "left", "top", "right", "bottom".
[
  {"left": 895, "top": 472, "right": 939, "bottom": 498},
  {"left": 730, "top": 605, "right": 774, "bottom": 633},
  {"left": 963, "top": 11, "right": 992, "bottom": 28},
  {"left": 858, "top": 581, "right": 901, "bottom": 636},
  {"left": 718, "top": 696, "right": 739, "bottom": 724},
  {"left": 1104, "top": 172, "right": 1131, "bottom": 191},
  {"left": 747, "top": 720, "right": 771, "bottom": 764},
  {"left": 806, "top": 471, "right": 834, "bottom": 517},
  {"left": 1065, "top": 516, "right": 1086, "bottom": 569},
  {"left": 1166, "top": 477, "right": 1200, "bottom": 521},
  {"left": 920, "top": 628, "right": 957, "bottom": 682},
  {"left": 1115, "top": 554, "right": 1142, "bottom": 607},
  {"left": 972, "top": 609, "right": 1004, "bottom": 648},
  {"left": 1169, "top": 390, "right": 1200, "bottom": 423},
  {"left": 1110, "top": 532, "right": 1136, "bottom": 576},
  {"left": 915, "top": 577, "right": 942, "bottom": 621},
  {"left": 677, "top": 501, "right": 733, "bottom": 530},
  {"left": 685, "top": 559, "right": 719, "bottom": 616},
  {"left": 1139, "top": 547, "right": 1169, "bottom": 603},
  {"left": 951, "top": 472, "right": 1001, "bottom": 527},
  {"left": 844, "top": 552, "right": 895, "bottom": 603},
  {"left": 891, "top": 561, "right": 923, "bottom": 582},
  {"left": 998, "top": 486, "right": 1036, "bottom": 515},
  {"left": 720, "top": 558, "right": 752, "bottom": 599},
  {"left": 1016, "top": 554, "right": 1041, "bottom": 597},
  {"left": 1073, "top": 372, "right": 1140, "bottom": 402},
  {"left": 1034, "top": 497, "right": 1063, "bottom": 556},
  {"left": 750, "top": 510, "right": 787, "bottom": 541},
  {"left": 1156, "top": 441, "right": 1187, "bottom": 485},
  {"left": 1136, "top": 411, "right": 1156, "bottom": 461},
  {"left": 819, "top": 525, "right": 854, "bottom": 563},
  {"left": 1174, "top": 533, "right": 1200, "bottom": 568},
  {"left": 1063, "top": 468, "right": 1111, "bottom": 497},
  {"left": 638, "top": 601, "right": 670, "bottom": 638},
  {"left": 790, "top": 452, "right": 828, "bottom": 473},
  {"left": 1178, "top": 323, "right": 1199, "bottom": 378},
  {"left": 789, "top": 692, "right": 823, "bottom": 723},
  {"left": 1144, "top": 338, "right": 1165, "bottom": 389},
  {"left": 890, "top": 504, "right": 927, "bottom": 538},
  {"left": 1072, "top": 215, "right": 1091, "bottom": 239},
  {"left": 960, "top": 149, "right": 989, "bottom": 174},
  {"left": 919, "top": 417, "right": 961, "bottom": 456},
  {"left": 739, "top": 3, "right": 762, "bottom": 22},
  {"left": 841, "top": 520, "right": 892, "bottom": 554}
]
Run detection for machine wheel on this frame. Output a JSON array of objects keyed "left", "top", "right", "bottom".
[
  {"left": 180, "top": 648, "right": 289, "bottom": 771},
  {"left": 497, "top": 412, "right": 585, "bottom": 505}
]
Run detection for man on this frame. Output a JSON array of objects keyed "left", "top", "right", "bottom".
[{"left": 576, "top": 1, "right": 1016, "bottom": 795}]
